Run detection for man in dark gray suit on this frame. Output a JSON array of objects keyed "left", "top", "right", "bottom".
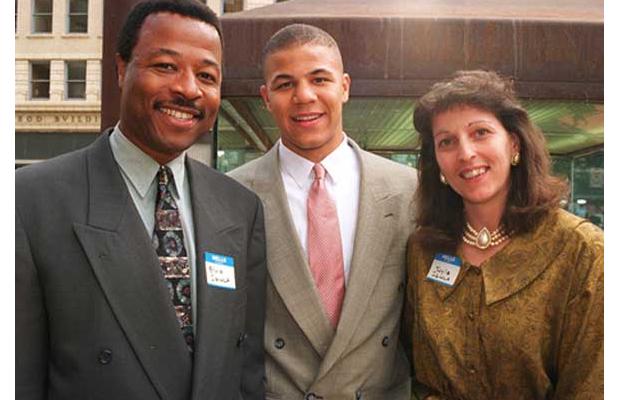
[{"left": 16, "top": 1, "right": 266, "bottom": 399}]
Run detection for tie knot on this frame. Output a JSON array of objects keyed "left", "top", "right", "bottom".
[
  {"left": 313, "top": 163, "right": 326, "bottom": 180},
  {"left": 157, "top": 165, "right": 173, "bottom": 187}
]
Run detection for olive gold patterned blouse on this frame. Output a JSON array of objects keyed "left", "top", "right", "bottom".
[{"left": 407, "top": 209, "right": 603, "bottom": 400}]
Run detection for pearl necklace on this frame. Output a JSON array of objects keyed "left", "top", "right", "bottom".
[{"left": 462, "top": 222, "right": 510, "bottom": 250}]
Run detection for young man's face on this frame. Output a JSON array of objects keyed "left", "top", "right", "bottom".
[
  {"left": 115, "top": 12, "right": 222, "bottom": 165},
  {"left": 260, "top": 43, "right": 351, "bottom": 163}
]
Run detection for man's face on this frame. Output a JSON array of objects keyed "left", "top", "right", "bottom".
[
  {"left": 116, "top": 12, "right": 222, "bottom": 165},
  {"left": 260, "top": 43, "right": 351, "bottom": 163}
]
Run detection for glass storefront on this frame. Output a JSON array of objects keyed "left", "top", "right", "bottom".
[
  {"left": 553, "top": 150, "right": 604, "bottom": 228},
  {"left": 215, "top": 97, "right": 604, "bottom": 228}
]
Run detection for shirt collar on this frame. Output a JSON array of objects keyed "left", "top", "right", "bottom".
[
  {"left": 109, "top": 124, "right": 186, "bottom": 199},
  {"left": 320, "top": 135, "right": 352, "bottom": 185},
  {"left": 278, "top": 132, "right": 350, "bottom": 188},
  {"left": 432, "top": 209, "right": 577, "bottom": 305}
]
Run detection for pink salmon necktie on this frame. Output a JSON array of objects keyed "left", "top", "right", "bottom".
[{"left": 307, "top": 163, "right": 345, "bottom": 328}]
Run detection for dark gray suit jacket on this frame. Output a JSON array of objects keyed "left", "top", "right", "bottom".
[{"left": 16, "top": 131, "right": 266, "bottom": 400}]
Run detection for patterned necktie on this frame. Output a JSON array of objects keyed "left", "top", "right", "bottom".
[
  {"left": 152, "top": 165, "right": 193, "bottom": 352},
  {"left": 307, "top": 163, "right": 345, "bottom": 328}
]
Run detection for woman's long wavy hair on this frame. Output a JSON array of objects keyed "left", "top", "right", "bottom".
[{"left": 412, "top": 70, "right": 568, "bottom": 253}]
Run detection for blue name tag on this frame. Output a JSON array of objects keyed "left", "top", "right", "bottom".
[
  {"left": 426, "top": 253, "right": 462, "bottom": 287},
  {"left": 204, "top": 252, "right": 236, "bottom": 290}
]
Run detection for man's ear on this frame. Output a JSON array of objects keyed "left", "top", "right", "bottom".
[
  {"left": 115, "top": 53, "right": 127, "bottom": 90},
  {"left": 260, "top": 84, "right": 271, "bottom": 112},
  {"left": 342, "top": 73, "right": 351, "bottom": 103}
]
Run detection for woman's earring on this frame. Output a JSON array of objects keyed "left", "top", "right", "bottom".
[
  {"left": 440, "top": 173, "right": 448, "bottom": 185},
  {"left": 511, "top": 152, "right": 520, "bottom": 166}
]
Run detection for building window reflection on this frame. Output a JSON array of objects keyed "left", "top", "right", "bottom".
[
  {"left": 67, "top": 0, "right": 88, "bottom": 33},
  {"left": 223, "top": 0, "right": 244, "bottom": 13},
  {"left": 30, "top": 61, "right": 50, "bottom": 99},
  {"left": 66, "top": 60, "right": 87, "bottom": 99},
  {"left": 32, "top": 0, "right": 53, "bottom": 33}
]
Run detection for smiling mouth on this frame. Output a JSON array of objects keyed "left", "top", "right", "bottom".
[
  {"left": 159, "top": 106, "right": 196, "bottom": 121},
  {"left": 460, "top": 167, "right": 489, "bottom": 179},
  {"left": 291, "top": 113, "right": 323, "bottom": 122}
]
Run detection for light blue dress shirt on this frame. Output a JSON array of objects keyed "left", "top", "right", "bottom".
[{"left": 109, "top": 126, "right": 198, "bottom": 327}]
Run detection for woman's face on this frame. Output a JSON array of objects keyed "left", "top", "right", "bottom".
[{"left": 432, "top": 105, "right": 519, "bottom": 214}]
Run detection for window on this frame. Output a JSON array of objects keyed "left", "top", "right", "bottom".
[
  {"left": 66, "top": 61, "right": 86, "bottom": 99},
  {"left": 30, "top": 61, "right": 50, "bottom": 99},
  {"left": 32, "top": 0, "right": 53, "bottom": 33},
  {"left": 67, "top": 0, "right": 88, "bottom": 33},
  {"left": 223, "top": 0, "right": 243, "bottom": 13}
]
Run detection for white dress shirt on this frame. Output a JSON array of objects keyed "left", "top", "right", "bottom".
[
  {"left": 109, "top": 126, "right": 198, "bottom": 326},
  {"left": 278, "top": 134, "right": 361, "bottom": 285}
]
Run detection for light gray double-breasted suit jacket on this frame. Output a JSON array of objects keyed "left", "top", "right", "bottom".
[
  {"left": 16, "top": 131, "right": 267, "bottom": 400},
  {"left": 230, "top": 138, "right": 417, "bottom": 400}
]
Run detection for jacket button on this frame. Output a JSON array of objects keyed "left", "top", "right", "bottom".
[
  {"left": 305, "top": 392, "right": 323, "bottom": 400},
  {"left": 274, "top": 337, "right": 285, "bottom": 349},
  {"left": 98, "top": 348, "right": 113, "bottom": 365},
  {"left": 237, "top": 332, "right": 247, "bottom": 348},
  {"left": 356, "top": 389, "right": 363, "bottom": 399},
  {"left": 381, "top": 336, "right": 389, "bottom": 347}
]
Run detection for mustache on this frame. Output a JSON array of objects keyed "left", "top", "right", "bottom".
[{"left": 154, "top": 96, "right": 205, "bottom": 119}]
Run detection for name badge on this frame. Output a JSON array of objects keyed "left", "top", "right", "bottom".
[
  {"left": 426, "top": 253, "right": 461, "bottom": 287},
  {"left": 204, "top": 252, "right": 236, "bottom": 290}
]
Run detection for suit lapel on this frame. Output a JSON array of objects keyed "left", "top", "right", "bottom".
[
  {"left": 317, "top": 141, "right": 399, "bottom": 380},
  {"left": 186, "top": 160, "right": 245, "bottom": 397},
  {"left": 73, "top": 133, "right": 192, "bottom": 400},
  {"left": 257, "top": 147, "right": 335, "bottom": 357}
]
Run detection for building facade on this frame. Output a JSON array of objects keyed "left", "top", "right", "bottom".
[
  {"left": 15, "top": 0, "right": 277, "bottom": 167},
  {"left": 15, "top": 0, "right": 103, "bottom": 167}
]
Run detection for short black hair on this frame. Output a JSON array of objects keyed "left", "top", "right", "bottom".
[
  {"left": 261, "top": 23, "right": 341, "bottom": 73},
  {"left": 116, "top": 0, "right": 222, "bottom": 62}
]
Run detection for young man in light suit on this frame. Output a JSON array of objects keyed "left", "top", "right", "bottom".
[
  {"left": 16, "top": 1, "right": 266, "bottom": 398},
  {"left": 230, "top": 24, "right": 417, "bottom": 399}
]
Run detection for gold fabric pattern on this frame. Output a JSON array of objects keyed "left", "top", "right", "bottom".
[{"left": 407, "top": 209, "right": 603, "bottom": 399}]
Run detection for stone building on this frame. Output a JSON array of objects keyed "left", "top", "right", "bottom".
[
  {"left": 15, "top": 0, "right": 277, "bottom": 167},
  {"left": 15, "top": 0, "right": 103, "bottom": 167}
]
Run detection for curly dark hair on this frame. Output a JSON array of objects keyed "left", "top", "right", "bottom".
[
  {"left": 116, "top": 0, "right": 221, "bottom": 63},
  {"left": 412, "top": 70, "right": 568, "bottom": 253}
]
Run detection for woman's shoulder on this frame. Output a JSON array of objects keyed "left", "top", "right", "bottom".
[
  {"left": 548, "top": 209, "right": 603, "bottom": 292},
  {"left": 407, "top": 235, "right": 436, "bottom": 271},
  {"left": 551, "top": 209, "right": 603, "bottom": 249}
]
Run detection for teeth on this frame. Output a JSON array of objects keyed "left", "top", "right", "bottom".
[
  {"left": 160, "top": 107, "right": 193, "bottom": 120},
  {"left": 293, "top": 114, "right": 320, "bottom": 121},
  {"left": 462, "top": 167, "right": 487, "bottom": 179}
]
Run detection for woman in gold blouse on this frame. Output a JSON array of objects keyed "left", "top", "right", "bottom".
[{"left": 407, "top": 70, "right": 603, "bottom": 399}]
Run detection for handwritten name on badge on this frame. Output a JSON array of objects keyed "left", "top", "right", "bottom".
[
  {"left": 426, "top": 253, "right": 461, "bottom": 287},
  {"left": 204, "top": 252, "right": 236, "bottom": 290}
]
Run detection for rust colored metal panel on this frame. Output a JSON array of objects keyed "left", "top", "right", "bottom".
[
  {"left": 103, "top": 0, "right": 603, "bottom": 123},
  {"left": 319, "top": 18, "right": 392, "bottom": 79},
  {"left": 229, "top": 0, "right": 602, "bottom": 22},
  {"left": 220, "top": 0, "right": 602, "bottom": 100},
  {"left": 516, "top": 21, "right": 599, "bottom": 83},
  {"left": 222, "top": 19, "right": 280, "bottom": 79},
  {"left": 400, "top": 18, "right": 467, "bottom": 79},
  {"left": 463, "top": 20, "right": 517, "bottom": 76}
]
